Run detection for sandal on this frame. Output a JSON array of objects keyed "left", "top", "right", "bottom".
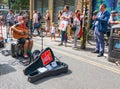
[
  {"left": 115, "top": 61, "right": 120, "bottom": 66},
  {"left": 24, "top": 54, "right": 29, "bottom": 58}
]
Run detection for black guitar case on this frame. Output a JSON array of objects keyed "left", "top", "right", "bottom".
[{"left": 23, "top": 47, "right": 68, "bottom": 83}]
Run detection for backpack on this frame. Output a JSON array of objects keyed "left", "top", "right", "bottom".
[
  {"left": 38, "top": 13, "right": 42, "bottom": 22},
  {"left": 0, "top": 40, "right": 4, "bottom": 48}
]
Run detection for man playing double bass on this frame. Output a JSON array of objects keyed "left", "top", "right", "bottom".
[{"left": 11, "top": 14, "right": 33, "bottom": 58}]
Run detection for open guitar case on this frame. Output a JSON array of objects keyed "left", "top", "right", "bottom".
[{"left": 23, "top": 47, "right": 68, "bottom": 83}]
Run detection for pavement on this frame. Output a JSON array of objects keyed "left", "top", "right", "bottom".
[{"left": 0, "top": 28, "right": 120, "bottom": 89}]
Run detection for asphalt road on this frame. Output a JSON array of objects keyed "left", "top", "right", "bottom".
[{"left": 0, "top": 35, "right": 120, "bottom": 89}]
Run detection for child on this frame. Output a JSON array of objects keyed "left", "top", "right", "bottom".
[
  {"left": 58, "top": 16, "right": 68, "bottom": 46},
  {"left": 50, "top": 23, "right": 56, "bottom": 40}
]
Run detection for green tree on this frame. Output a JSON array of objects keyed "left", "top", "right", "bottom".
[
  {"left": 3, "top": 0, "right": 8, "bottom": 3},
  {"left": 11, "top": 0, "right": 29, "bottom": 11},
  {"left": 0, "top": 0, "right": 8, "bottom": 3}
]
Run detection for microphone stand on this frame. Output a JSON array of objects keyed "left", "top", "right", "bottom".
[{"left": 40, "top": 27, "right": 44, "bottom": 51}]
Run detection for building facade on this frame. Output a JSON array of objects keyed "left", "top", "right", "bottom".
[
  {"left": 34, "top": 0, "right": 78, "bottom": 22},
  {"left": 34, "top": 0, "right": 120, "bottom": 23},
  {"left": 93, "top": 0, "right": 120, "bottom": 11}
]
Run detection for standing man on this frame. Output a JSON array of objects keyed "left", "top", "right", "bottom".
[
  {"left": 58, "top": 5, "right": 72, "bottom": 46},
  {"left": 106, "top": 10, "right": 120, "bottom": 45},
  {"left": 7, "top": 9, "right": 14, "bottom": 31},
  {"left": 92, "top": 4, "right": 110, "bottom": 57},
  {"left": 7, "top": 9, "right": 14, "bottom": 40},
  {"left": 32, "top": 10, "right": 40, "bottom": 36}
]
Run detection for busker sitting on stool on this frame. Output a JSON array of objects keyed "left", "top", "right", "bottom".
[{"left": 11, "top": 14, "right": 33, "bottom": 58}]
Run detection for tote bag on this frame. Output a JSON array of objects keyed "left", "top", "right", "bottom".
[{"left": 58, "top": 20, "right": 68, "bottom": 31}]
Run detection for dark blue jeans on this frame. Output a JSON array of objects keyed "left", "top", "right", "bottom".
[
  {"left": 32, "top": 25, "right": 41, "bottom": 35},
  {"left": 61, "top": 31, "right": 67, "bottom": 43}
]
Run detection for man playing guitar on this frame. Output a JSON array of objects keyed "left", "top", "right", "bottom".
[{"left": 11, "top": 14, "right": 33, "bottom": 58}]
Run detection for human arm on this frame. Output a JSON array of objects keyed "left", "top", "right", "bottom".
[
  {"left": 11, "top": 24, "right": 24, "bottom": 35},
  {"left": 95, "top": 11, "right": 110, "bottom": 24},
  {"left": 62, "top": 12, "right": 71, "bottom": 20},
  {"left": 45, "top": 14, "right": 50, "bottom": 21},
  {"left": 109, "top": 20, "right": 120, "bottom": 24}
]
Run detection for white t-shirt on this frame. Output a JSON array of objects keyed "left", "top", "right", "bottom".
[
  {"left": 33, "top": 13, "right": 38, "bottom": 23},
  {"left": 62, "top": 11, "right": 72, "bottom": 24},
  {"left": 73, "top": 16, "right": 83, "bottom": 26},
  {"left": 51, "top": 26, "right": 56, "bottom": 34}
]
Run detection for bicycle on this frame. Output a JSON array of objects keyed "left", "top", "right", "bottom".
[{"left": 86, "top": 29, "right": 96, "bottom": 46}]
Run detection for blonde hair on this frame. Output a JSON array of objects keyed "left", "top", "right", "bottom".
[{"left": 46, "top": 10, "right": 49, "bottom": 14}]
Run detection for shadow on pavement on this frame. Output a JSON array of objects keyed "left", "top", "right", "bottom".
[
  {"left": 0, "top": 64, "right": 16, "bottom": 76},
  {"left": 33, "top": 69, "right": 72, "bottom": 85},
  {"left": 72, "top": 46, "right": 95, "bottom": 52}
]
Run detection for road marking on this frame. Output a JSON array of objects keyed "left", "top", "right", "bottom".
[{"left": 34, "top": 43, "right": 120, "bottom": 75}]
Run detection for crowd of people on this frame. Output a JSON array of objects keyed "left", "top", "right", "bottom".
[
  {"left": 57, "top": 5, "right": 83, "bottom": 47},
  {"left": 0, "top": 3, "right": 120, "bottom": 59}
]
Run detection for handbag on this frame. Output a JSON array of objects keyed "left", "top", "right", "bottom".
[
  {"left": 34, "top": 23, "right": 40, "bottom": 28},
  {"left": 71, "top": 25, "right": 76, "bottom": 32}
]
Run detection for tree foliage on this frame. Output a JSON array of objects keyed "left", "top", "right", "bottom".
[
  {"left": 0, "top": 0, "right": 8, "bottom": 3},
  {"left": 11, "top": 0, "right": 29, "bottom": 11},
  {"left": 4, "top": 0, "right": 8, "bottom": 3}
]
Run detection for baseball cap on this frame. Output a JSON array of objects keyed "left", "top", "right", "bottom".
[{"left": 111, "top": 10, "right": 118, "bottom": 14}]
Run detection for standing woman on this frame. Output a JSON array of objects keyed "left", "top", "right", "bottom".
[
  {"left": 73, "top": 10, "right": 82, "bottom": 48},
  {"left": 45, "top": 10, "right": 51, "bottom": 36},
  {"left": 57, "top": 10, "right": 63, "bottom": 37}
]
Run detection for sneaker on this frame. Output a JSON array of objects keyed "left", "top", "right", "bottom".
[
  {"left": 58, "top": 43, "right": 63, "bottom": 46},
  {"left": 97, "top": 53, "right": 103, "bottom": 57}
]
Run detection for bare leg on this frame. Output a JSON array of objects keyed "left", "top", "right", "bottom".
[
  {"left": 23, "top": 40, "right": 29, "bottom": 57},
  {"left": 54, "top": 34, "right": 55, "bottom": 39},
  {"left": 51, "top": 34, "right": 52, "bottom": 40},
  {"left": 58, "top": 31, "right": 60, "bottom": 37},
  {"left": 29, "top": 39, "right": 33, "bottom": 51}
]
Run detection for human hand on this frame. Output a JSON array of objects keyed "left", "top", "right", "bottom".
[
  {"left": 19, "top": 30, "right": 24, "bottom": 35},
  {"left": 92, "top": 15, "right": 97, "bottom": 20},
  {"left": 118, "top": 21, "right": 120, "bottom": 24}
]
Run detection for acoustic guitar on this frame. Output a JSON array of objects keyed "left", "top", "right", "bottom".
[{"left": 13, "top": 26, "right": 29, "bottom": 39}]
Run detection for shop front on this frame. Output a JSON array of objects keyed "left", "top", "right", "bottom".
[
  {"left": 34, "top": 0, "right": 48, "bottom": 18},
  {"left": 34, "top": 0, "right": 76, "bottom": 23},
  {"left": 53, "top": 0, "right": 76, "bottom": 22}
]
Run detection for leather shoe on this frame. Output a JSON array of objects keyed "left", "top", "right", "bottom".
[
  {"left": 97, "top": 53, "right": 103, "bottom": 57},
  {"left": 92, "top": 50, "right": 99, "bottom": 53}
]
